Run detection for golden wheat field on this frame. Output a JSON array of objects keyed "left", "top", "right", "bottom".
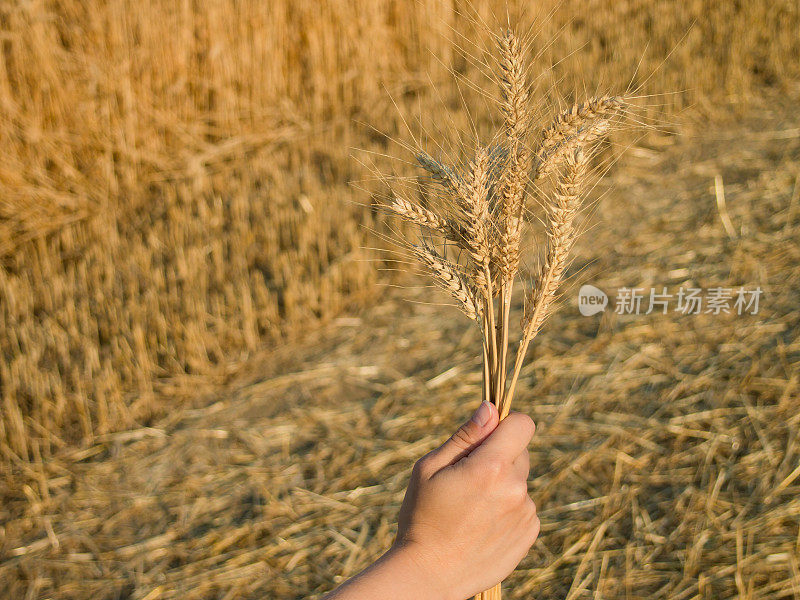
[{"left": 1, "top": 0, "right": 800, "bottom": 598}]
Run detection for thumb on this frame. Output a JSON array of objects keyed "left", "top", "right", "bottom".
[{"left": 426, "top": 401, "right": 499, "bottom": 470}]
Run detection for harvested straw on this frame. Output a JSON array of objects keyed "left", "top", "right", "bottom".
[{"left": 4, "top": 77, "right": 799, "bottom": 600}]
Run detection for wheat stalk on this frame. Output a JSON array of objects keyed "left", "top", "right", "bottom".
[
  {"left": 503, "top": 146, "right": 590, "bottom": 415},
  {"left": 494, "top": 28, "right": 531, "bottom": 428},
  {"left": 388, "top": 29, "right": 624, "bottom": 600}
]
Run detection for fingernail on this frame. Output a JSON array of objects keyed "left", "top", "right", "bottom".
[{"left": 471, "top": 401, "right": 492, "bottom": 426}]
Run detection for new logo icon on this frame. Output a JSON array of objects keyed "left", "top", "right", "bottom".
[{"left": 578, "top": 284, "right": 608, "bottom": 316}]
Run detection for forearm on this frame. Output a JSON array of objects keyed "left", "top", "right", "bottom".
[{"left": 321, "top": 545, "right": 448, "bottom": 600}]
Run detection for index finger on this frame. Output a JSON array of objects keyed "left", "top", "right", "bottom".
[{"left": 468, "top": 412, "right": 535, "bottom": 465}]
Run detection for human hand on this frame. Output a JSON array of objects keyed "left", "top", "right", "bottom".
[{"left": 392, "top": 401, "right": 539, "bottom": 600}]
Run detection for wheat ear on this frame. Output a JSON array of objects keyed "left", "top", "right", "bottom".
[
  {"left": 460, "top": 148, "right": 493, "bottom": 278},
  {"left": 539, "top": 96, "right": 623, "bottom": 152},
  {"left": 534, "top": 96, "right": 623, "bottom": 179},
  {"left": 496, "top": 29, "right": 530, "bottom": 283},
  {"left": 411, "top": 243, "right": 480, "bottom": 322},
  {"left": 416, "top": 152, "right": 470, "bottom": 200},
  {"left": 389, "top": 197, "right": 450, "bottom": 235}
]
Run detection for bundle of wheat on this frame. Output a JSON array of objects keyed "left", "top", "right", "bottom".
[{"left": 387, "top": 28, "right": 626, "bottom": 600}]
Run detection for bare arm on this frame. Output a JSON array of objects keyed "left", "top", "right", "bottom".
[{"left": 321, "top": 402, "right": 539, "bottom": 600}]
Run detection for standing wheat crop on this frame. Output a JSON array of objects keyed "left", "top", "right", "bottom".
[{"left": 386, "top": 28, "right": 625, "bottom": 600}]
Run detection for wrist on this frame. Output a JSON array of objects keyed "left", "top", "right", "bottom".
[{"left": 385, "top": 542, "right": 455, "bottom": 600}]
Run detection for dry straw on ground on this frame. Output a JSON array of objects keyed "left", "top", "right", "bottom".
[
  {"left": 2, "top": 99, "right": 798, "bottom": 597},
  {"left": 2, "top": 0, "right": 799, "bottom": 481}
]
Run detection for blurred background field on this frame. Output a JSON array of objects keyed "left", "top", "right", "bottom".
[{"left": 1, "top": 1, "right": 799, "bottom": 598}]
